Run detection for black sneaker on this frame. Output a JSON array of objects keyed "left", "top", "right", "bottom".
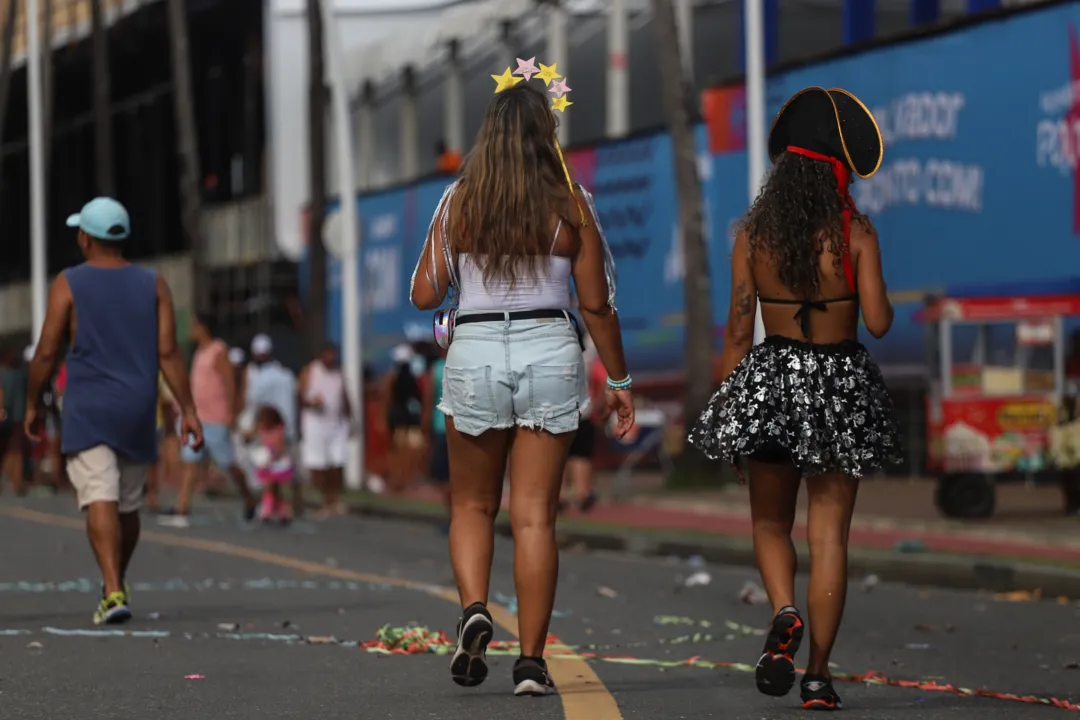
[
  {"left": 512, "top": 657, "right": 555, "bottom": 697},
  {"left": 450, "top": 603, "right": 493, "bottom": 687},
  {"left": 801, "top": 674, "right": 842, "bottom": 711},
  {"left": 755, "top": 606, "right": 804, "bottom": 697}
]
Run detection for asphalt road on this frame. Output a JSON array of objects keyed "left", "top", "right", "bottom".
[{"left": 0, "top": 493, "right": 1078, "bottom": 720}]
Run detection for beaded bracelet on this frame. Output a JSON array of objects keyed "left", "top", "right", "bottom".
[{"left": 607, "top": 375, "right": 632, "bottom": 391}]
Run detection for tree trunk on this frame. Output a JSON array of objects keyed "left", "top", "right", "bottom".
[
  {"left": 166, "top": 0, "right": 208, "bottom": 315},
  {"left": 90, "top": 0, "right": 114, "bottom": 194},
  {"left": 305, "top": 0, "right": 327, "bottom": 358},
  {"left": 0, "top": 0, "right": 20, "bottom": 216},
  {"left": 651, "top": 0, "right": 715, "bottom": 485}
]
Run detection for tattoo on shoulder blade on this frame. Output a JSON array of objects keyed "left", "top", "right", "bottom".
[{"left": 735, "top": 280, "right": 752, "bottom": 319}]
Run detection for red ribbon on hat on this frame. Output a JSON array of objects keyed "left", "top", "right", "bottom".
[{"left": 786, "top": 145, "right": 856, "bottom": 292}]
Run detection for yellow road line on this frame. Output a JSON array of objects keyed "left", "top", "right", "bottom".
[{"left": 0, "top": 504, "right": 623, "bottom": 720}]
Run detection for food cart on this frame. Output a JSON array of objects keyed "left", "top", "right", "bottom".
[{"left": 918, "top": 280, "right": 1080, "bottom": 518}]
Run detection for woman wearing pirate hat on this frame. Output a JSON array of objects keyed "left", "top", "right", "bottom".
[{"left": 690, "top": 87, "right": 902, "bottom": 711}]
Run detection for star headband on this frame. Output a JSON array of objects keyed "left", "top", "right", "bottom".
[{"left": 491, "top": 57, "right": 587, "bottom": 226}]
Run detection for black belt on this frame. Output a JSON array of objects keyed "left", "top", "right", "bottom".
[{"left": 455, "top": 308, "right": 569, "bottom": 326}]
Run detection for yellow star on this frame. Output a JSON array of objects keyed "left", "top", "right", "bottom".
[
  {"left": 551, "top": 95, "right": 573, "bottom": 113},
  {"left": 491, "top": 67, "right": 523, "bottom": 94},
  {"left": 535, "top": 62, "right": 563, "bottom": 86}
]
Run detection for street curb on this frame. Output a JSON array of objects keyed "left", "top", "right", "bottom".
[{"left": 349, "top": 501, "right": 1080, "bottom": 598}]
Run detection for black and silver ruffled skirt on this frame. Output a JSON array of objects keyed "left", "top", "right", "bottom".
[{"left": 689, "top": 336, "right": 903, "bottom": 479}]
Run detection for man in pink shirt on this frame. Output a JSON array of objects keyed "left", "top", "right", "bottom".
[{"left": 160, "top": 315, "right": 256, "bottom": 527}]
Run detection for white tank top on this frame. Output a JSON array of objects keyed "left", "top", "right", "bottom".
[
  {"left": 302, "top": 361, "right": 344, "bottom": 424},
  {"left": 456, "top": 220, "right": 571, "bottom": 312}
]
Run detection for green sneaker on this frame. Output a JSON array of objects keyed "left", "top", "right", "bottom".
[
  {"left": 100, "top": 582, "right": 132, "bottom": 608},
  {"left": 93, "top": 590, "right": 132, "bottom": 626}
]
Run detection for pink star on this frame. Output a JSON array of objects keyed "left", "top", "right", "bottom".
[
  {"left": 549, "top": 78, "right": 571, "bottom": 98},
  {"left": 514, "top": 57, "right": 538, "bottom": 81}
]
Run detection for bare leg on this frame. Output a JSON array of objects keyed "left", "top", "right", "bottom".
[
  {"left": 146, "top": 463, "right": 160, "bottom": 513},
  {"left": 804, "top": 472, "right": 859, "bottom": 677},
  {"left": 309, "top": 468, "right": 326, "bottom": 506},
  {"left": 161, "top": 435, "right": 180, "bottom": 489},
  {"left": 174, "top": 462, "right": 199, "bottom": 515},
  {"left": 507, "top": 427, "right": 575, "bottom": 658},
  {"left": 86, "top": 501, "right": 123, "bottom": 594},
  {"left": 50, "top": 433, "right": 66, "bottom": 491},
  {"left": 447, "top": 420, "right": 511, "bottom": 608},
  {"left": 4, "top": 446, "right": 26, "bottom": 495},
  {"left": 290, "top": 479, "right": 304, "bottom": 518},
  {"left": 748, "top": 459, "right": 801, "bottom": 614},
  {"left": 119, "top": 510, "right": 141, "bottom": 583},
  {"left": 326, "top": 467, "right": 346, "bottom": 512},
  {"left": 32, "top": 447, "right": 46, "bottom": 486},
  {"left": 226, "top": 464, "right": 257, "bottom": 512}
]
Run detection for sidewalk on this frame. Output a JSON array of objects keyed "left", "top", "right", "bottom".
[{"left": 359, "top": 473, "right": 1080, "bottom": 565}]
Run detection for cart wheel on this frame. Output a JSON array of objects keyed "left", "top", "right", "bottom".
[{"left": 934, "top": 474, "right": 996, "bottom": 519}]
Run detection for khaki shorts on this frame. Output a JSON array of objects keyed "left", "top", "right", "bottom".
[{"left": 67, "top": 445, "right": 149, "bottom": 514}]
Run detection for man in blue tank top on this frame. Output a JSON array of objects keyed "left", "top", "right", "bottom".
[{"left": 24, "top": 197, "right": 204, "bottom": 626}]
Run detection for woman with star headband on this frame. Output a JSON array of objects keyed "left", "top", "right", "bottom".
[
  {"left": 688, "top": 87, "right": 902, "bottom": 712},
  {"left": 409, "top": 60, "right": 633, "bottom": 698}
]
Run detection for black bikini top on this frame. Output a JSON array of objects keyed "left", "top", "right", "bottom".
[
  {"left": 756, "top": 145, "right": 860, "bottom": 341},
  {"left": 757, "top": 294, "right": 857, "bottom": 340}
]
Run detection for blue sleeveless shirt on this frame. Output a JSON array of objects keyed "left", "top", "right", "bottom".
[{"left": 61, "top": 263, "right": 159, "bottom": 462}]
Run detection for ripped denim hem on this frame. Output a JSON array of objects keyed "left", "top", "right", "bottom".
[{"left": 513, "top": 417, "right": 579, "bottom": 434}]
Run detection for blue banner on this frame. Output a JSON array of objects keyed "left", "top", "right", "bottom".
[{"left": 314, "top": 3, "right": 1080, "bottom": 375}]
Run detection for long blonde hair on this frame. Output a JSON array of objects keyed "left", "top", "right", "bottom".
[{"left": 448, "top": 84, "right": 572, "bottom": 287}]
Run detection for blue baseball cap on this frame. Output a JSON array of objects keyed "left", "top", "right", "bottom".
[{"left": 66, "top": 197, "right": 130, "bottom": 241}]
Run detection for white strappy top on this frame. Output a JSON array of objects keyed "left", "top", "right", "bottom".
[{"left": 455, "top": 219, "right": 572, "bottom": 312}]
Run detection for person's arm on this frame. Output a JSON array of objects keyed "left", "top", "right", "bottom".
[
  {"left": 571, "top": 187, "right": 628, "bottom": 383},
  {"left": 27, "top": 274, "right": 73, "bottom": 408},
  {"left": 410, "top": 187, "right": 455, "bottom": 310},
  {"left": 718, "top": 232, "right": 757, "bottom": 382},
  {"left": 214, "top": 345, "right": 237, "bottom": 425},
  {"left": 852, "top": 224, "right": 893, "bottom": 339},
  {"left": 156, "top": 275, "right": 197, "bottom": 413}
]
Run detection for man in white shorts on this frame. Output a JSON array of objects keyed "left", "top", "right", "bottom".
[{"left": 299, "top": 342, "right": 351, "bottom": 517}]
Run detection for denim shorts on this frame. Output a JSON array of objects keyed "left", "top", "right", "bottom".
[
  {"left": 180, "top": 422, "right": 236, "bottom": 468},
  {"left": 438, "top": 311, "right": 587, "bottom": 436}
]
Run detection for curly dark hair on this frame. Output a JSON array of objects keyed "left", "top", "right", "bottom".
[{"left": 736, "top": 152, "right": 873, "bottom": 298}]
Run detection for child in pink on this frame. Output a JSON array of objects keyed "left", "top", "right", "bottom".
[{"left": 253, "top": 406, "right": 294, "bottom": 525}]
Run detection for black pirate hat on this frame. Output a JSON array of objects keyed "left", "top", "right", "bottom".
[{"left": 768, "top": 86, "right": 883, "bottom": 179}]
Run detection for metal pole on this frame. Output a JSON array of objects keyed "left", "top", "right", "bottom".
[
  {"left": 445, "top": 40, "right": 464, "bottom": 154},
  {"left": 319, "top": 0, "right": 363, "bottom": 491},
  {"left": 547, "top": 1, "right": 568, "bottom": 145},
  {"left": 306, "top": 0, "right": 327, "bottom": 357},
  {"left": 499, "top": 19, "right": 514, "bottom": 70},
  {"left": 400, "top": 66, "right": 419, "bottom": 181},
  {"left": 357, "top": 81, "right": 374, "bottom": 190},
  {"left": 606, "top": 0, "right": 629, "bottom": 138},
  {"left": 28, "top": 0, "right": 46, "bottom": 340},
  {"left": 744, "top": 0, "right": 766, "bottom": 345},
  {"left": 675, "top": 0, "right": 693, "bottom": 79}
]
